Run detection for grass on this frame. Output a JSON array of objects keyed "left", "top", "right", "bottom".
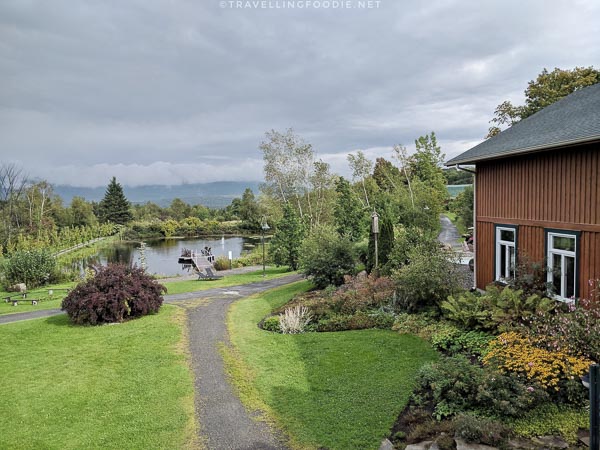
[
  {"left": 0, "top": 305, "right": 197, "bottom": 449},
  {"left": 0, "top": 267, "right": 294, "bottom": 315},
  {"left": 161, "top": 266, "right": 293, "bottom": 295},
  {"left": 225, "top": 282, "right": 439, "bottom": 450},
  {"left": 0, "top": 281, "right": 75, "bottom": 315}
]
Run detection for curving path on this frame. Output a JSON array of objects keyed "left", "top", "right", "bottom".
[
  {"left": 186, "top": 274, "right": 301, "bottom": 450},
  {"left": 0, "top": 273, "right": 302, "bottom": 449}
]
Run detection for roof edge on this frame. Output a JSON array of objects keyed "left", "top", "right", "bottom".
[{"left": 445, "top": 134, "right": 600, "bottom": 166}]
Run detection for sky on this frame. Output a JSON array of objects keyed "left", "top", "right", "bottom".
[{"left": 1, "top": 0, "right": 599, "bottom": 187}]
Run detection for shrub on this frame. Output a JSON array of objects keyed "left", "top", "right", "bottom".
[
  {"left": 279, "top": 305, "right": 312, "bottom": 334},
  {"left": 392, "top": 245, "right": 467, "bottom": 312},
  {"left": 508, "top": 256, "right": 553, "bottom": 299},
  {"left": 261, "top": 316, "right": 281, "bottom": 333},
  {"left": 3, "top": 249, "right": 57, "bottom": 288},
  {"left": 331, "top": 274, "right": 396, "bottom": 314},
  {"left": 527, "top": 296, "right": 600, "bottom": 361},
  {"left": 443, "top": 285, "right": 554, "bottom": 333},
  {"left": 441, "top": 291, "right": 492, "bottom": 331},
  {"left": 413, "top": 355, "right": 483, "bottom": 419},
  {"left": 383, "top": 226, "right": 439, "bottom": 274},
  {"left": 475, "top": 370, "right": 549, "bottom": 417},
  {"left": 316, "top": 310, "right": 395, "bottom": 332},
  {"left": 485, "top": 285, "right": 554, "bottom": 331},
  {"left": 431, "top": 325, "right": 493, "bottom": 359},
  {"left": 483, "top": 331, "right": 592, "bottom": 394},
  {"left": 453, "top": 414, "right": 510, "bottom": 447},
  {"left": 62, "top": 264, "right": 166, "bottom": 325},
  {"left": 414, "top": 355, "right": 546, "bottom": 420},
  {"left": 299, "top": 225, "right": 356, "bottom": 288},
  {"left": 213, "top": 256, "right": 231, "bottom": 271}
]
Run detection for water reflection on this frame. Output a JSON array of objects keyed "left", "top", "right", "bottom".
[{"left": 68, "top": 236, "right": 259, "bottom": 276}]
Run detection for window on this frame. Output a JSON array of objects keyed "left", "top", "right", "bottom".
[
  {"left": 546, "top": 230, "right": 579, "bottom": 302},
  {"left": 495, "top": 225, "right": 517, "bottom": 281}
]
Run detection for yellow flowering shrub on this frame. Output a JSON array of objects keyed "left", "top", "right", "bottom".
[{"left": 483, "top": 332, "right": 593, "bottom": 391}]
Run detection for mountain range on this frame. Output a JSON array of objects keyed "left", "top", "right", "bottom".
[{"left": 54, "top": 181, "right": 261, "bottom": 208}]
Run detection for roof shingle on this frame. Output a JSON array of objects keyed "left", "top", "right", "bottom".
[{"left": 446, "top": 82, "right": 600, "bottom": 166}]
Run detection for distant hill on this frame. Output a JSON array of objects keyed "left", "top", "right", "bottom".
[{"left": 54, "top": 181, "right": 261, "bottom": 208}]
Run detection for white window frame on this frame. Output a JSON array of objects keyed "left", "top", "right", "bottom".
[
  {"left": 495, "top": 225, "right": 517, "bottom": 282},
  {"left": 546, "top": 231, "right": 578, "bottom": 303}
]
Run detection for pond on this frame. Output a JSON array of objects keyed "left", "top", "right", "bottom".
[{"left": 67, "top": 236, "right": 263, "bottom": 277}]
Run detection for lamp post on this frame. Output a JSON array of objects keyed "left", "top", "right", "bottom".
[
  {"left": 261, "top": 218, "right": 270, "bottom": 278},
  {"left": 583, "top": 364, "right": 600, "bottom": 450},
  {"left": 371, "top": 211, "right": 379, "bottom": 272}
]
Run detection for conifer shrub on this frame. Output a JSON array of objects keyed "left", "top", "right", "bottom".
[{"left": 62, "top": 264, "right": 166, "bottom": 325}]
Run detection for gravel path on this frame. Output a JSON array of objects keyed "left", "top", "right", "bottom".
[{"left": 187, "top": 274, "right": 301, "bottom": 450}]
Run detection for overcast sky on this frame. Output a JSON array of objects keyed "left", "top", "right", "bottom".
[{"left": 1, "top": 0, "right": 599, "bottom": 187}]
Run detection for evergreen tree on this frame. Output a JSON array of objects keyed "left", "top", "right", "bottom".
[
  {"left": 333, "top": 177, "right": 364, "bottom": 242},
  {"left": 379, "top": 214, "right": 394, "bottom": 267},
  {"left": 98, "top": 177, "right": 132, "bottom": 225},
  {"left": 268, "top": 203, "right": 304, "bottom": 271},
  {"left": 239, "top": 188, "right": 260, "bottom": 229}
]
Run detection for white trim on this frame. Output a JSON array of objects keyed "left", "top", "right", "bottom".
[
  {"left": 547, "top": 231, "right": 577, "bottom": 302},
  {"left": 495, "top": 226, "right": 516, "bottom": 281}
]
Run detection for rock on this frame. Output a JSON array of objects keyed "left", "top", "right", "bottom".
[
  {"left": 406, "top": 441, "right": 433, "bottom": 450},
  {"left": 9, "top": 283, "right": 26, "bottom": 293},
  {"left": 455, "top": 438, "right": 499, "bottom": 450},
  {"left": 429, "top": 442, "right": 440, "bottom": 450},
  {"left": 578, "top": 429, "right": 590, "bottom": 447},
  {"left": 379, "top": 439, "right": 394, "bottom": 450},
  {"left": 531, "top": 436, "right": 569, "bottom": 449},
  {"left": 507, "top": 438, "right": 537, "bottom": 450}
]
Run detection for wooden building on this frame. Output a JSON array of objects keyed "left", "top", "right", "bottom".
[{"left": 446, "top": 83, "right": 600, "bottom": 301}]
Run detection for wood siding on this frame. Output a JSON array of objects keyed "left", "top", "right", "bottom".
[{"left": 475, "top": 142, "right": 600, "bottom": 299}]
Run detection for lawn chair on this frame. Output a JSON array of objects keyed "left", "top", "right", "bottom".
[{"left": 205, "top": 268, "right": 223, "bottom": 280}]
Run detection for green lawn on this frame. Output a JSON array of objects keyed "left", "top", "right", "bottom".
[
  {"left": 225, "top": 282, "right": 439, "bottom": 450},
  {"left": 0, "top": 267, "right": 293, "bottom": 316},
  {"left": 0, "top": 282, "right": 75, "bottom": 315},
  {"left": 161, "top": 266, "right": 293, "bottom": 295},
  {"left": 0, "top": 305, "right": 197, "bottom": 449}
]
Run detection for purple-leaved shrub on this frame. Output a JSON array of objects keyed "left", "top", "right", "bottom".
[{"left": 62, "top": 264, "right": 166, "bottom": 325}]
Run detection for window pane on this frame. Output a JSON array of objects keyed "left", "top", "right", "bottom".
[
  {"left": 565, "top": 256, "right": 575, "bottom": 299},
  {"left": 552, "top": 236, "right": 575, "bottom": 252},
  {"left": 552, "top": 254, "right": 562, "bottom": 296},
  {"left": 500, "top": 229, "right": 515, "bottom": 242},
  {"left": 500, "top": 244, "right": 507, "bottom": 278}
]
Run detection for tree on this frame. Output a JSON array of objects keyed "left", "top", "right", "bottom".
[
  {"left": 299, "top": 225, "right": 355, "bottom": 288},
  {"left": 98, "top": 177, "right": 132, "bottom": 225},
  {"left": 67, "top": 196, "right": 97, "bottom": 227},
  {"left": 373, "top": 157, "right": 401, "bottom": 192},
  {"left": 333, "top": 177, "right": 364, "bottom": 242},
  {"left": 239, "top": 188, "right": 260, "bottom": 229},
  {"left": 268, "top": 203, "right": 304, "bottom": 271},
  {"left": 487, "top": 66, "right": 600, "bottom": 138},
  {"left": 260, "top": 128, "right": 315, "bottom": 219},
  {"left": 452, "top": 185, "right": 474, "bottom": 230},
  {"left": 168, "top": 198, "right": 192, "bottom": 221},
  {"left": 0, "top": 163, "right": 28, "bottom": 250},
  {"left": 347, "top": 150, "right": 373, "bottom": 208}
]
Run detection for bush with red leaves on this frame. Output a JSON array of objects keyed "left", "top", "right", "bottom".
[{"left": 62, "top": 264, "right": 166, "bottom": 325}]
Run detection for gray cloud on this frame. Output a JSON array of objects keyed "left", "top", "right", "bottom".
[{"left": 1, "top": 0, "right": 599, "bottom": 186}]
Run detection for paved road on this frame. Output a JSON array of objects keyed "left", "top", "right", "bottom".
[
  {"left": 438, "top": 214, "right": 463, "bottom": 250},
  {"left": 188, "top": 274, "right": 301, "bottom": 450}
]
